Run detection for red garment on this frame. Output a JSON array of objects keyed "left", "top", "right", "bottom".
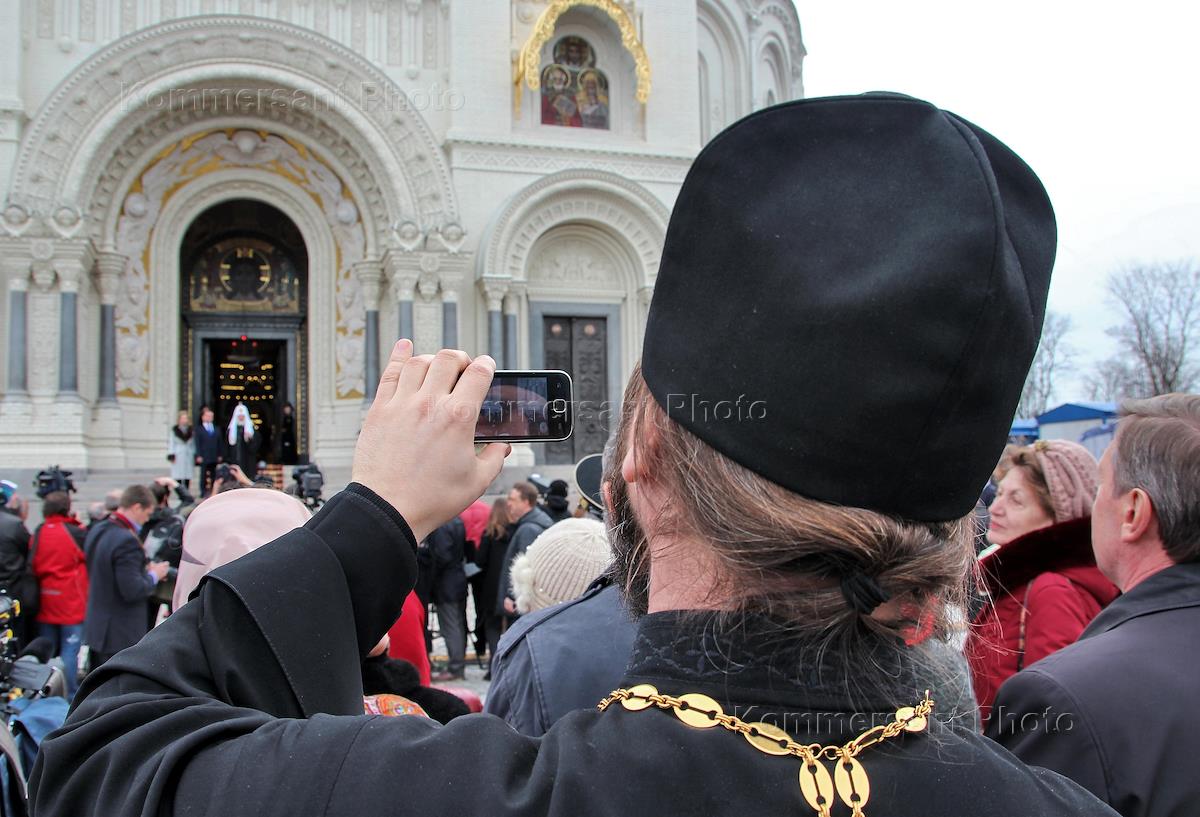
[
  {"left": 388, "top": 591, "right": 431, "bottom": 686},
  {"left": 31, "top": 515, "right": 89, "bottom": 624},
  {"left": 967, "top": 516, "right": 1119, "bottom": 728},
  {"left": 460, "top": 500, "right": 490, "bottom": 549}
]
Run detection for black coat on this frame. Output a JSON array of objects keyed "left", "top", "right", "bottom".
[
  {"left": 222, "top": 429, "right": 260, "bottom": 479},
  {"left": 193, "top": 423, "right": 221, "bottom": 465},
  {"left": 429, "top": 517, "right": 467, "bottom": 605},
  {"left": 475, "top": 526, "right": 512, "bottom": 619},
  {"left": 0, "top": 512, "right": 30, "bottom": 594},
  {"left": 988, "top": 561, "right": 1200, "bottom": 817},
  {"left": 82, "top": 515, "right": 157, "bottom": 655},
  {"left": 32, "top": 485, "right": 1115, "bottom": 817}
]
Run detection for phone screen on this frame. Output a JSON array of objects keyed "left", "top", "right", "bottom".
[{"left": 475, "top": 370, "right": 573, "bottom": 443}]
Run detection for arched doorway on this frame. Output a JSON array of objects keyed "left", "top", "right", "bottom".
[{"left": 180, "top": 199, "right": 309, "bottom": 464}]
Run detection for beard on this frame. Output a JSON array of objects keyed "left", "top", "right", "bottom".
[{"left": 604, "top": 450, "right": 651, "bottom": 618}]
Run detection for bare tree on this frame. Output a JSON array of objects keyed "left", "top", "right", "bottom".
[
  {"left": 1083, "top": 357, "right": 1149, "bottom": 403},
  {"left": 1017, "top": 311, "right": 1075, "bottom": 418},
  {"left": 1105, "top": 260, "right": 1200, "bottom": 396}
]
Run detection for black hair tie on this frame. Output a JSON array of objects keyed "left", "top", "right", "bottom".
[{"left": 840, "top": 572, "right": 890, "bottom": 614}]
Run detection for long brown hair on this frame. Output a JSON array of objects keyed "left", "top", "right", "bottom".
[
  {"left": 615, "top": 363, "right": 974, "bottom": 661},
  {"left": 484, "top": 497, "right": 510, "bottom": 540}
]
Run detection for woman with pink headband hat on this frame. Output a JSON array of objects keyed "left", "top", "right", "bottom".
[
  {"left": 968, "top": 440, "right": 1120, "bottom": 727},
  {"left": 173, "top": 489, "right": 467, "bottom": 723}
]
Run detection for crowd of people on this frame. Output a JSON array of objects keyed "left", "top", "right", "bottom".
[
  {"left": 0, "top": 454, "right": 608, "bottom": 726},
  {"left": 0, "top": 93, "right": 1194, "bottom": 817}
]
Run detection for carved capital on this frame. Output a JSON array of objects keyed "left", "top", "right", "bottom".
[
  {"left": 439, "top": 271, "right": 463, "bottom": 304},
  {"left": 53, "top": 242, "right": 95, "bottom": 294},
  {"left": 503, "top": 285, "right": 524, "bottom": 316},
  {"left": 638, "top": 284, "right": 655, "bottom": 307},
  {"left": 391, "top": 275, "right": 417, "bottom": 302},
  {"left": 416, "top": 268, "right": 440, "bottom": 301},
  {"left": 480, "top": 278, "right": 509, "bottom": 312},
  {"left": 353, "top": 260, "right": 385, "bottom": 309},
  {"left": 94, "top": 250, "right": 128, "bottom": 304},
  {"left": 4, "top": 258, "right": 30, "bottom": 292},
  {"left": 30, "top": 261, "right": 57, "bottom": 292}
]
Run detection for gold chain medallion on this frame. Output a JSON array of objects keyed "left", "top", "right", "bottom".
[{"left": 598, "top": 685, "right": 934, "bottom": 817}]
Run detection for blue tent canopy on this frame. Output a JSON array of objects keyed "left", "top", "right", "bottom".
[{"left": 1036, "top": 402, "right": 1118, "bottom": 425}]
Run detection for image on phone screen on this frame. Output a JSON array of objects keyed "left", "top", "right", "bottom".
[{"left": 475, "top": 370, "right": 573, "bottom": 443}]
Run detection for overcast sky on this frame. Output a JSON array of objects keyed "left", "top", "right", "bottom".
[{"left": 795, "top": 1, "right": 1200, "bottom": 400}]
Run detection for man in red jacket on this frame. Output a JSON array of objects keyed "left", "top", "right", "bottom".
[{"left": 31, "top": 491, "right": 88, "bottom": 695}]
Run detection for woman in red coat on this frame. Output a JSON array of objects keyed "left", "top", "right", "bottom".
[
  {"left": 967, "top": 440, "right": 1119, "bottom": 728},
  {"left": 31, "top": 491, "right": 88, "bottom": 696}
]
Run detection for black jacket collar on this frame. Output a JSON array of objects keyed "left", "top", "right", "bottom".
[
  {"left": 1080, "top": 560, "right": 1200, "bottom": 639},
  {"left": 619, "top": 611, "right": 930, "bottom": 719}
]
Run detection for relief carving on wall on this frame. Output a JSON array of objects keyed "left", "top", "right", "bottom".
[
  {"left": 113, "top": 129, "right": 366, "bottom": 398},
  {"left": 527, "top": 237, "right": 623, "bottom": 290}
]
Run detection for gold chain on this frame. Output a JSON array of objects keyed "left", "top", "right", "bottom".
[{"left": 598, "top": 684, "right": 933, "bottom": 817}]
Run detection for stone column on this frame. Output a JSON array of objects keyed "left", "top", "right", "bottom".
[
  {"left": 95, "top": 251, "right": 127, "bottom": 404},
  {"left": 442, "top": 287, "right": 458, "bottom": 349},
  {"left": 482, "top": 282, "right": 506, "bottom": 362},
  {"left": 5, "top": 262, "right": 29, "bottom": 397},
  {"left": 503, "top": 292, "right": 520, "bottom": 369},
  {"left": 54, "top": 253, "right": 89, "bottom": 397},
  {"left": 384, "top": 251, "right": 419, "bottom": 348},
  {"left": 354, "top": 260, "right": 384, "bottom": 401}
]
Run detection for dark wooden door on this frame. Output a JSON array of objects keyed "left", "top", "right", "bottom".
[{"left": 543, "top": 316, "right": 608, "bottom": 464}]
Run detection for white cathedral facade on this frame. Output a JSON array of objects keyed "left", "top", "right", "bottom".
[{"left": 0, "top": 0, "right": 803, "bottom": 470}]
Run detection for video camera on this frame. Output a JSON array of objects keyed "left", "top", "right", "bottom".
[
  {"left": 0, "top": 597, "right": 55, "bottom": 700},
  {"left": 34, "top": 466, "right": 75, "bottom": 499},
  {"left": 527, "top": 474, "right": 550, "bottom": 498},
  {"left": 292, "top": 463, "right": 325, "bottom": 509}
]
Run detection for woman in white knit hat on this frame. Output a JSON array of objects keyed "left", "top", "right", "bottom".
[{"left": 509, "top": 518, "right": 611, "bottom": 614}]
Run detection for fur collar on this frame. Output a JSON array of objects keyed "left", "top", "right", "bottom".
[{"left": 980, "top": 516, "right": 1097, "bottom": 596}]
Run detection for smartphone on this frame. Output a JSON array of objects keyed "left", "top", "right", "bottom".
[{"left": 474, "top": 370, "right": 573, "bottom": 443}]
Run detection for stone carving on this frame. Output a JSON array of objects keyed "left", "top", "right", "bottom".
[
  {"left": 413, "top": 299, "right": 441, "bottom": 354},
  {"left": 451, "top": 140, "right": 690, "bottom": 183},
  {"left": 28, "top": 293, "right": 59, "bottom": 395},
  {"left": 393, "top": 220, "right": 425, "bottom": 252},
  {"left": 112, "top": 129, "right": 367, "bottom": 398},
  {"left": 482, "top": 169, "right": 668, "bottom": 286},
  {"left": 528, "top": 238, "right": 622, "bottom": 289},
  {"left": 10, "top": 17, "right": 457, "bottom": 231}
]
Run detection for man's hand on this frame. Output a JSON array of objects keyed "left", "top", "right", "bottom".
[
  {"left": 228, "top": 465, "right": 254, "bottom": 487},
  {"left": 154, "top": 476, "right": 178, "bottom": 490},
  {"left": 352, "top": 340, "right": 510, "bottom": 543},
  {"left": 149, "top": 561, "right": 170, "bottom": 582}
]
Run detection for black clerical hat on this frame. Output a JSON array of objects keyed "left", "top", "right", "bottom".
[{"left": 641, "top": 93, "right": 1055, "bottom": 522}]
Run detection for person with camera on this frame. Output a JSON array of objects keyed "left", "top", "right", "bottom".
[
  {"left": 140, "top": 478, "right": 195, "bottom": 627},
  {"left": 82, "top": 485, "right": 170, "bottom": 669},
  {"left": 31, "top": 96, "right": 1114, "bottom": 817},
  {"left": 0, "top": 491, "right": 37, "bottom": 648},
  {"left": 30, "top": 492, "right": 87, "bottom": 696}
]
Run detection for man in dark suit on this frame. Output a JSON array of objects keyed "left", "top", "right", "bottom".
[
  {"left": 428, "top": 517, "right": 468, "bottom": 681},
  {"left": 83, "top": 484, "right": 170, "bottom": 668},
  {"left": 989, "top": 394, "right": 1200, "bottom": 817},
  {"left": 193, "top": 406, "right": 222, "bottom": 497}
]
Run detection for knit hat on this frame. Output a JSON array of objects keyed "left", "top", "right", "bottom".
[
  {"left": 510, "top": 518, "right": 611, "bottom": 614},
  {"left": 174, "top": 488, "right": 312, "bottom": 609},
  {"left": 1032, "top": 440, "right": 1099, "bottom": 523}
]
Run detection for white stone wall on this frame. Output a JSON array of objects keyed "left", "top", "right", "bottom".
[{"left": 0, "top": 0, "right": 804, "bottom": 469}]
